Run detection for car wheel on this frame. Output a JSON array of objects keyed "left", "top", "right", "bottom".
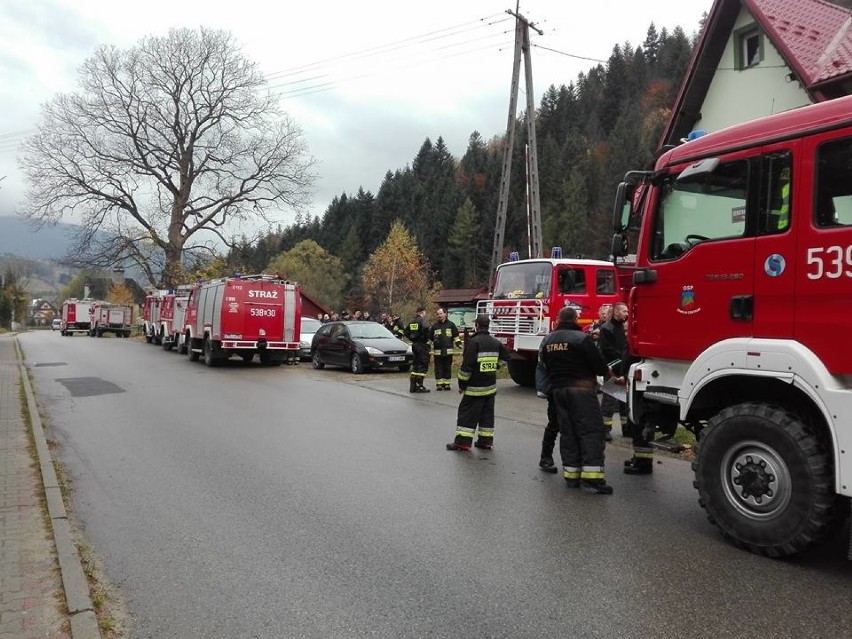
[
  {"left": 312, "top": 352, "right": 325, "bottom": 369},
  {"left": 350, "top": 354, "right": 363, "bottom": 374}
]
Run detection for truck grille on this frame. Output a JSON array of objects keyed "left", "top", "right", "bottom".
[{"left": 476, "top": 300, "right": 547, "bottom": 335}]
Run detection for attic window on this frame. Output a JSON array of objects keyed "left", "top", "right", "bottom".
[{"left": 735, "top": 26, "right": 764, "bottom": 69}]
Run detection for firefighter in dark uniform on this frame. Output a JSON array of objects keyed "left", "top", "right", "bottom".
[
  {"left": 405, "top": 306, "right": 431, "bottom": 393},
  {"left": 540, "top": 306, "right": 614, "bottom": 494},
  {"left": 446, "top": 314, "right": 511, "bottom": 451},
  {"left": 429, "top": 307, "right": 462, "bottom": 391}
]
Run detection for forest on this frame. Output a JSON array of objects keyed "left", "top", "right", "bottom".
[{"left": 225, "top": 23, "right": 699, "bottom": 314}]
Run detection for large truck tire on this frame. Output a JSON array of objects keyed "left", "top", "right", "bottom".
[
  {"left": 187, "top": 334, "right": 200, "bottom": 361},
  {"left": 203, "top": 337, "right": 219, "bottom": 367},
  {"left": 507, "top": 359, "right": 536, "bottom": 388},
  {"left": 693, "top": 402, "right": 843, "bottom": 557}
]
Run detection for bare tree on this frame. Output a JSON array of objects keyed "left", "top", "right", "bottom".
[{"left": 20, "top": 28, "right": 315, "bottom": 287}]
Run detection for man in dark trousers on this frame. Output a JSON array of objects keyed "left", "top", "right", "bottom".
[
  {"left": 430, "top": 307, "right": 462, "bottom": 391},
  {"left": 540, "top": 306, "right": 614, "bottom": 494},
  {"left": 599, "top": 301, "right": 629, "bottom": 438},
  {"left": 405, "top": 306, "right": 432, "bottom": 393},
  {"left": 446, "top": 314, "right": 511, "bottom": 451}
]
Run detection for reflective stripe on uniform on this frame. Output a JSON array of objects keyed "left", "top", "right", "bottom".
[
  {"left": 455, "top": 427, "right": 475, "bottom": 439},
  {"left": 458, "top": 370, "right": 472, "bottom": 381},
  {"left": 580, "top": 466, "right": 605, "bottom": 480},
  {"left": 463, "top": 384, "right": 497, "bottom": 396},
  {"left": 563, "top": 466, "right": 580, "bottom": 480},
  {"left": 478, "top": 428, "right": 494, "bottom": 438},
  {"left": 634, "top": 446, "right": 654, "bottom": 459}
]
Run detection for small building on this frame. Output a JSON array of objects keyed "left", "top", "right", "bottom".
[
  {"left": 662, "top": 0, "right": 852, "bottom": 146},
  {"left": 300, "top": 289, "right": 330, "bottom": 320},
  {"left": 28, "top": 299, "right": 59, "bottom": 327}
]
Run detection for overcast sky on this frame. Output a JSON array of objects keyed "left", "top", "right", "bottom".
[{"left": 0, "top": 0, "right": 710, "bottom": 231}]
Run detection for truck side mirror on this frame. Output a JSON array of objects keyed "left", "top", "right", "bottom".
[
  {"left": 611, "top": 233, "right": 628, "bottom": 258},
  {"left": 612, "top": 182, "right": 628, "bottom": 231}
]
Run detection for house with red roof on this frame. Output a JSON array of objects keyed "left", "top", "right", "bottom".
[{"left": 662, "top": 0, "right": 852, "bottom": 146}]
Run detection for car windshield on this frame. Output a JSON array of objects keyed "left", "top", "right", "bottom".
[
  {"left": 348, "top": 323, "right": 394, "bottom": 339},
  {"left": 301, "top": 318, "right": 322, "bottom": 332}
]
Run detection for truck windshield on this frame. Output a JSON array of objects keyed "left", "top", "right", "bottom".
[
  {"left": 650, "top": 160, "right": 748, "bottom": 261},
  {"left": 493, "top": 263, "right": 551, "bottom": 299}
]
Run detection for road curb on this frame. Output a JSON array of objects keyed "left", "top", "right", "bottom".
[{"left": 14, "top": 337, "right": 103, "bottom": 639}]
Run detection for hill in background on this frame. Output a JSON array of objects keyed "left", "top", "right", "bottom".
[{"left": 0, "top": 215, "right": 79, "bottom": 260}]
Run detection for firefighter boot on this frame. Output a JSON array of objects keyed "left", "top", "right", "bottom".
[
  {"left": 623, "top": 457, "right": 653, "bottom": 475},
  {"left": 539, "top": 445, "right": 557, "bottom": 474},
  {"left": 580, "top": 479, "right": 614, "bottom": 495},
  {"left": 409, "top": 377, "right": 418, "bottom": 393}
]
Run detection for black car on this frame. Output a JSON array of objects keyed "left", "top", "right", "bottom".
[{"left": 311, "top": 321, "right": 412, "bottom": 374}]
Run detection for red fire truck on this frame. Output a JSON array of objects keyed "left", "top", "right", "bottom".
[
  {"left": 158, "top": 289, "right": 192, "bottom": 352},
  {"left": 60, "top": 298, "right": 94, "bottom": 336},
  {"left": 89, "top": 302, "right": 133, "bottom": 338},
  {"left": 477, "top": 254, "right": 622, "bottom": 386},
  {"left": 610, "top": 95, "right": 852, "bottom": 557},
  {"left": 141, "top": 290, "right": 169, "bottom": 344},
  {"left": 183, "top": 273, "right": 301, "bottom": 366}
]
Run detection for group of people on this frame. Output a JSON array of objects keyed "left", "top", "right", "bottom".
[
  {"left": 390, "top": 302, "right": 652, "bottom": 496},
  {"left": 316, "top": 309, "right": 375, "bottom": 323}
]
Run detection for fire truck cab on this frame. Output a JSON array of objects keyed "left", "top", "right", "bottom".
[
  {"left": 611, "top": 95, "right": 852, "bottom": 557},
  {"left": 477, "top": 254, "right": 622, "bottom": 386}
]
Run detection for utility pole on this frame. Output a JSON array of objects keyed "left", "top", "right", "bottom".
[{"left": 489, "top": 7, "right": 543, "bottom": 292}]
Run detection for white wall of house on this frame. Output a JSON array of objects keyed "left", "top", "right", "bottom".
[{"left": 694, "top": 6, "right": 811, "bottom": 135}]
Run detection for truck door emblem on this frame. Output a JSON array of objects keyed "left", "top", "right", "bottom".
[
  {"left": 677, "top": 286, "right": 702, "bottom": 315},
  {"left": 764, "top": 254, "right": 786, "bottom": 277}
]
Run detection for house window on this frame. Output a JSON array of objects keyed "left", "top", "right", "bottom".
[{"left": 735, "top": 26, "right": 763, "bottom": 69}]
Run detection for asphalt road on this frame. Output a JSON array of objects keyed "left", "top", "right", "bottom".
[{"left": 20, "top": 331, "right": 852, "bottom": 638}]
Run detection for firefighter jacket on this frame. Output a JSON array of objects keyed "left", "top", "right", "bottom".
[
  {"left": 404, "top": 314, "right": 431, "bottom": 344},
  {"left": 458, "top": 330, "right": 511, "bottom": 396},
  {"left": 540, "top": 321, "right": 608, "bottom": 388},
  {"left": 599, "top": 317, "right": 628, "bottom": 375},
  {"left": 429, "top": 319, "right": 461, "bottom": 356}
]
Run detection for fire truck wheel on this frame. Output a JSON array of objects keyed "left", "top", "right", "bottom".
[
  {"left": 507, "top": 359, "right": 536, "bottom": 388},
  {"left": 162, "top": 337, "right": 173, "bottom": 351},
  {"left": 145, "top": 331, "right": 153, "bottom": 344},
  {"left": 312, "top": 352, "right": 324, "bottom": 369},
  {"left": 203, "top": 337, "right": 219, "bottom": 367},
  {"left": 177, "top": 335, "right": 188, "bottom": 355},
  {"left": 350, "top": 354, "right": 363, "bottom": 374},
  {"left": 188, "top": 336, "right": 200, "bottom": 361},
  {"left": 693, "top": 402, "right": 842, "bottom": 557}
]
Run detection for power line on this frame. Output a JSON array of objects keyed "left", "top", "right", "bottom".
[{"left": 263, "top": 13, "right": 510, "bottom": 81}]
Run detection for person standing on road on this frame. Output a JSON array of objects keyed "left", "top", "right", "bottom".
[
  {"left": 599, "top": 301, "right": 629, "bottom": 439},
  {"left": 430, "top": 307, "right": 461, "bottom": 391},
  {"left": 535, "top": 345, "right": 559, "bottom": 473},
  {"left": 447, "top": 314, "right": 511, "bottom": 451},
  {"left": 405, "top": 306, "right": 432, "bottom": 393},
  {"left": 540, "top": 306, "right": 614, "bottom": 494}
]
